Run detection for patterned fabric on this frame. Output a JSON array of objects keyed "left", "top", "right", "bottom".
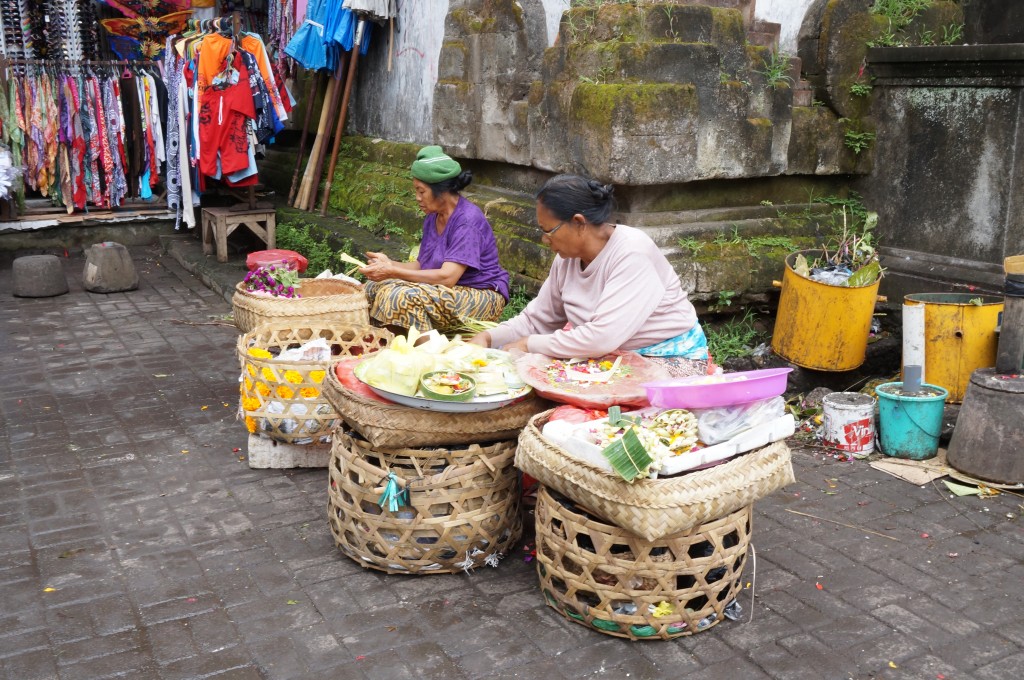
[
  {"left": 164, "top": 51, "right": 183, "bottom": 229},
  {"left": 645, "top": 356, "right": 709, "bottom": 379},
  {"left": 636, "top": 322, "right": 709, "bottom": 360},
  {"left": 108, "top": 35, "right": 168, "bottom": 61},
  {"left": 101, "top": 11, "right": 193, "bottom": 42},
  {"left": 95, "top": 0, "right": 189, "bottom": 20},
  {"left": 364, "top": 280, "right": 505, "bottom": 333}
]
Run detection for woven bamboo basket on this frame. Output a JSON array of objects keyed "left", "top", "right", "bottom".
[
  {"left": 238, "top": 324, "right": 393, "bottom": 445},
  {"left": 516, "top": 410, "right": 794, "bottom": 541},
  {"left": 322, "top": 369, "right": 552, "bottom": 448},
  {"left": 535, "top": 485, "right": 750, "bottom": 640},
  {"left": 232, "top": 279, "right": 369, "bottom": 333},
  {"left": 327, "top": 430, "right": 522, "bottom": 574}
]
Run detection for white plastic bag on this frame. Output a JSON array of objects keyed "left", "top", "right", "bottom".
[
  {"left": 278, "top": 337, "right": 332, "bottom": 363},
  {"left": 695, "top": 396, "right": 785, "bottom": 445}
]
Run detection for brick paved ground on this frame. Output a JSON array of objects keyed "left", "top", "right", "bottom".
[{"left": 1, "top": 247, "right": 1022, "bottom": 680}]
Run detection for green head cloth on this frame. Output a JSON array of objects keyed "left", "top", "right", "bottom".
[{"left": 410, "top": 146, "right": 462, "bottom": 184}]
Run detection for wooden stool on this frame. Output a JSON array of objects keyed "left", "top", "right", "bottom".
[{"left": 201, "top": 207, "right": 276, "bottom": 263}]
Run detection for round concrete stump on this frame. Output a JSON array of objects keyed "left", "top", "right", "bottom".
[
  {"left": 12, "top": 254, "right": 69, "bottom": 297},
  {"left": 946, "top": 368, "right": 1024, "bottom": 485},
  {"left": 83, "top": 242, "right": 138, "bottom": 293}
]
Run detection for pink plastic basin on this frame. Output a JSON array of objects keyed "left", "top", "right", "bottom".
[{"left": 643, "top": 368, "right": 794, "bottom": 409}]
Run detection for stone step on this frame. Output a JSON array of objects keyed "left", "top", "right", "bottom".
[
  {"left": 747, "top": 19, "right": 781, "bottom": 49},
  {"left": 637, "top": 215, "right": 821, "bottom": 250},
  {"left": 558, "top": 2, "right": 748, "bottom": 50},
  {"left": 623, "top": 203, "right": 831, "bottom": 228}
]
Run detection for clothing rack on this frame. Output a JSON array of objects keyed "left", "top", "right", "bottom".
[{"left": 0, "top": 58, "right": 158, "bottom": 67}]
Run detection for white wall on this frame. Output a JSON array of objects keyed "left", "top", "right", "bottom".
[
  {"left": 755, "top": 0, "right": 818, "bottom": 54},
  {"left": 349, "top": 1, "right": 450, "bottom": 144}
]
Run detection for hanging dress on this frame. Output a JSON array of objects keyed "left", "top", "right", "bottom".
[{"left": 285, "top": 0, "right": 330, "bottom": 71}]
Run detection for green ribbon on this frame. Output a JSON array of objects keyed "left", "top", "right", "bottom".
[{"left": 377, "top": 473, "right": 408, "bottom": 512}]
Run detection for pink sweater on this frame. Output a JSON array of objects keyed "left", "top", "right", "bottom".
[{"left": 488, "top": 225, "right": 698, "bottom": 357}]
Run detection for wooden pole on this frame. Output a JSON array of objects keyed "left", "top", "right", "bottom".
[
  {"left": 305, "top": 57, "right": 347, "bottom": 211},
  {"left": 288, "top": 71, "right": 322, "bottom": 206},
  {"left": 320, "top": 20, "right": 365, "bottom": 217},
  {"left": 294, "top": 71, "right": 339, "bottom": 209}
]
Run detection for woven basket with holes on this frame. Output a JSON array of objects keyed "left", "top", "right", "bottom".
[
  {"left": 238, "top": 324, "right": 393, "bottom": 445},
  {"left": 232, "top": 278, "right": 369, "bottom": 333},
  {"left": 517, "top": 410, "right": 794, "bottom": 541},
  {"left": 327, "top": 430, "right": 522, "bottom": 574},
  {"left": 535, "top": 485, "right": 750, "bottom": 640},
  {"left": 322, "top": 367, "right": 552, "bottom": 448}
]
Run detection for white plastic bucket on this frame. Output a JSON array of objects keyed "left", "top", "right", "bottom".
[{"left": 822, "top": 392, "right": 876, "bottom": 457}]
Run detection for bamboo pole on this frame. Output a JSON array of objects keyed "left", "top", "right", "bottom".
[
  {"left": 288, "top": 71, "right": 322, "bottom": 206},
  {"left": 294, "top": 73, "right": 339, "bottom": 209},
  {"left": 320, "top": 20, "right": 365, "bottom": 216},
  {"left": 305, "top": 57, "right": 347, "bottom": 211}
]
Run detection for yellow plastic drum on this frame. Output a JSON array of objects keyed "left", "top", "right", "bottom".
[
  {"left": 771, "top": 250, "right": 881, "bottom": 371},
  {"left": 903, "top": 293, "right": 1003, "bottom": 403}
]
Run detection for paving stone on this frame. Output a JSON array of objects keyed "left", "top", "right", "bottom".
[
  {"left": 3, "top": 247, "right": 1024, "bottom": 679},
  {"left": 976, "top": 651, "right": 1024, "bottom": 680}
]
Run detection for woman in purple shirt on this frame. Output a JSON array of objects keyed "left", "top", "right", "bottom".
[{"left": 359, "top": 146, "right": 510, "bottom": 334}]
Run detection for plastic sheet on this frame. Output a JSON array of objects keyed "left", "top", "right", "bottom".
[{"left": 694, "top": 396, "right": 786, "bottom": 445}]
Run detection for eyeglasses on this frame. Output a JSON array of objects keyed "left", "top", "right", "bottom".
[{"left": 540, "top": 221, "right": 566, "bottom": 237}]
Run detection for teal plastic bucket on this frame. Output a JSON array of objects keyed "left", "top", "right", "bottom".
[{"left": 876, "top": 382, "right": 949, "bottom": 460}]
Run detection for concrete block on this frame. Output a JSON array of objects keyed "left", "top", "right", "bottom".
[
  {"left": 247, "top": 435, "right": 330, "bottom": 469},
  {"left": 83, "top": 242, "right": 139, "bottom": 293},
  {"left": 12, "top": 254, "right": 69, "bottom": 297}
]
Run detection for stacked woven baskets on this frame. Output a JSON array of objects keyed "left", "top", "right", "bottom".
[
  {"left": 237, "top": 323, "right": 393, "bottom": 445},
  {"left": 322, "top": 370, "right": 550, "bottom": 574},
  {"left": 232, "top": 278, "right": 369, "bottom": 333},
  {"left": 517, "top": 408, "right": 795, "bottom": 639}
]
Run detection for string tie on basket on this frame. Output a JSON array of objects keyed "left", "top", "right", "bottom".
[{"left": 377, "top": 473, "right": 407, "bottom": 512}]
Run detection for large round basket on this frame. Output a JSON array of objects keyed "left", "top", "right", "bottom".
[
  {"left": 516, "top": 410, "right": 794, "bottom": 541},
  {"left": 323, "top": 368, "right": 552, "bottom": 448},
  {"left": 327, "top": 430, "right": 522, "bottom": 574},
  {"left": 535, "top": 486, "right": 750, "bottom": 640},
  {"left": 232, "top": 278, "right": 369, "bottom": 333},
  {"left": 238, "top": 324, "right": 393, "bottom": 445}
]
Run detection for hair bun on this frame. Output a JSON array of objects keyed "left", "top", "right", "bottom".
[{"left": 587, "top": 179, "right": 614, "bottom": 202}]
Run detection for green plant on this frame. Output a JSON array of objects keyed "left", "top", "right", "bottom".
[
  {"left": 849, "top": 79, "right": 873, "bottom": 97},
  {"left": 564, "top": 9, "right": 596, "bottom": 43},
  {"left": 500, "top": 285, "right": 532, "bottom": 322},
  {"left": 814, "top": 193, "right": 869, "bottom": 222},
  {"left": 662, "top": 5, "right": 678, "bottom": 40},
  {"left": 275, "top": 221, "right": 339, "bottom": 276},
  {"left": 867, "top": 27, "right": 901, "bottom": 47},
  {"left": 844, "top": 129, "right": 876, "bottom": 155},
  {"left": 713, "top": 290, "right": 736, "bottom": 310},
  {"left": 757, "top": 50, "right": 794, "bottom": 90},
  {"left": 677, "top": 237, "right": 705, "bottom": 255},
  {"left": 871, "top": 0, "right": 932, "bottom": 30},
  {"left": 941, "top": 22, "right": 963, "bottom": 45},
  {"left": 796, "top": 207, "right": 883, "bottom": 285},
  {"left": 705, "top": 309, "right": 762, "bottom": 362},
  {"left": 745, "top": 235, "right": 799, "bottom": 257},
  {"left": 579, "top": 64, "right": 614, "bottom": 85},
  {"left": 917, "top": 27, "right": 935, "bottom": 45}
]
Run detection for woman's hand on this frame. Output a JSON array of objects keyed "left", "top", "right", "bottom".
[
  {"left": 503, "top": 336, "right": 530, "bottom": 354},
  {"left": 360, "top": 252, "right": 394, "bottom": 282},
  {"left": 466, "top": 331, "right": 491, "bottom": 348}
]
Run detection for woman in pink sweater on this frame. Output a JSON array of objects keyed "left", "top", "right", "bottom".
[{"left": 470, "top": 174, "right": 708, "bottom": 375}]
